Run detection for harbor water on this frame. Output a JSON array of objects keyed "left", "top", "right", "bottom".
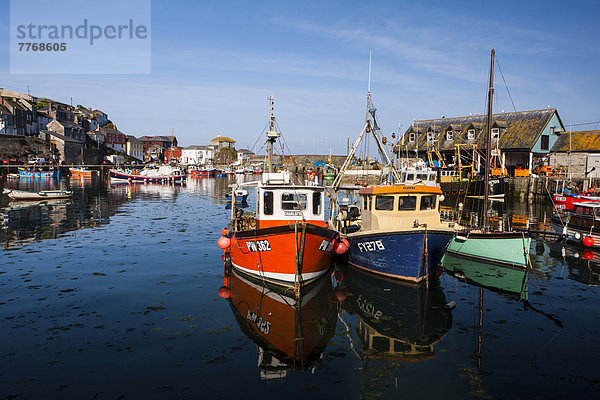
[{"left": 1, "top": 176, "right": 599, "bottom": 399}]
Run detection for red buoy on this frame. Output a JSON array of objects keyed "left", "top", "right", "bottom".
[
  {"left": 333, "top": 238, "right": 350, "bottom": 255},
  {"left": 583, "top": 236, "right": 595, "bottom": 247},
  {"left": 333, "top": 287, "right": 347, "bottom": 303},
  {"left": 218, "top": 286, "right": 231, "bottom": 299},
  {"left": 218, "top": 236, "right": 231, "bottom": 249},
  {"left": 221, "top": 228, "right": 228, "bottom": 236},
  {"left": 582, "top": 249, "right": 594, "bottom": 260}
]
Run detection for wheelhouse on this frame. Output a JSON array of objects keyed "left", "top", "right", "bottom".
[
  {"left": 255, "top": 172, "right": 327, "bottom": 229},
  {"left": 358, "top": 185, "right": 445, "bottom": 231}
]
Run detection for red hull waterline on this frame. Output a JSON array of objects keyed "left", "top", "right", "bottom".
[
  {"left": 226, "top": 223, "right": 338, "bottom": 287},
  {"left": 190, "top": 170, "right": 216, "bottom": 177}
]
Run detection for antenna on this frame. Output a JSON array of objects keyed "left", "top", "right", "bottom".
[{"left": 367, "top": 50, "right": 372, "bottom": 93}]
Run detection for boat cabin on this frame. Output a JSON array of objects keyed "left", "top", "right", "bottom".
[
  {"left": 572, "top": 202, "right": 600, "bottom": 218},
  {"left": 358, "top": 185, "right": 450, "bottom": 232},
  {"left": 399, "top": 167, "right": 438, "bottom": 186},
  {"left": 254, "top": 172, "right": 327, "bottom": 229}
]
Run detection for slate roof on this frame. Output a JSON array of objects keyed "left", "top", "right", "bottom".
[
  {"left": 184, "top": 145, "right": 210, "bottom": 150},
  {"left": 551, "top": 131, "right": 600, "bottom": 152},
  {"left": 99, "top": 127, "right": 125, "bottom": 136},
  {"left": 54, "top": 120, "right": 84, "bottom": 130},
  {"left": 40, "top": 130, "right": 84, "bottom": 144},
  {"left": 396, "top": 109, "right": 562, "bottom": 153}
]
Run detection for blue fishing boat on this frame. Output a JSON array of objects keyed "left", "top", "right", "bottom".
[
  {"left": 225, "top": 189, "right": 248, "bottom": 203},
  {"left": 18, "top": 167, "right": 61, "bottom": 178},
  {"left": 328, "top": 57, "right": 455, "bottom": 282},
  {"left": 344, "top": 185, "right": 455, "bottom": 282}
]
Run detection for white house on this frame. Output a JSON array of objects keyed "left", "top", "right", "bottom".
[
  {"left": 182, "top": 145, "right": 214, "bottom": 165},
  {"left": 237, "top": 148, "right": 255, "bottom": 165}
]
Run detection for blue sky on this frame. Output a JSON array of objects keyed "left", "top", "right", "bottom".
[{"left": 1, "top": 0, "right": 599, "bottom": 154}]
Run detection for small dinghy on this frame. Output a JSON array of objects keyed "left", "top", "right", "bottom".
[{"left": 2, "top": 188, "right": 73, "bottom": 201}]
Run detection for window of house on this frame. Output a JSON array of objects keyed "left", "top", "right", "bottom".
[
  {"left": 312, "top": 192, "right": 321, "bottom": 215},
  {"left": 446, "top": 131, "right": 453, "bottom": 140},
  {"left": 409, "top": 133, "right": 415, "bottom": 142},
  {"left": 427, "top": 132, "right": 434, "bottom": 141},
  {"left": 263, "top": 191, "right": 273, "bottom": 215},
  {"left": 541, "top": 135, "right": 549, "bottom": 150},
  {"left": 375, "top": 196, "right": 394, "bottom": 210},
  {"left": 467, "top": 129, "right": 475, "bottom": 140},
  {"left": 281, "top": 193, "right": 307, "bottom": 210},
  {"left": 398, "top": 196, "right": 417, "bottom": 210},
  {"left": 491, "top": 128, "right": 500, "bottom": 139},
  {"left": 420, "top": 195, "right": 437, "bottom": 210}
]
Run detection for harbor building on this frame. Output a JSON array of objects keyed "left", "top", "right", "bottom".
[{"left": 395, "top": 109, "right": 565, "bottom": 176}]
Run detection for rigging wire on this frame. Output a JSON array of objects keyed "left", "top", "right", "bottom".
[{"left": 495, "top": 55, "right": 517, "bottom": 112}]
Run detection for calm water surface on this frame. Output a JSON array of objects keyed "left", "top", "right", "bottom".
[{"left": 1, "top": 176, "right": 599, "bottom": 399}]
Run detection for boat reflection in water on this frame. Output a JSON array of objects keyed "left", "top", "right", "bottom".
[
  {"left": 441, "top": 253, "right": 529, "bottom": 300},
  {"left": 339, "top": 266, "right": 452, "bottom": 362},
  {"left": 222, "top": 269, "right": 337, "bottom": 380},
  {"left": 556, "top": 245, "right": 600, "bottom": 286}
]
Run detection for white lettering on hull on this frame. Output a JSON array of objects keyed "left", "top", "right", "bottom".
[
  {"left": 246, "top": 240, "right": 272, "bottom": 252},
  {"left": 357, "top": 240, "right": 385, "bottom": 252}
]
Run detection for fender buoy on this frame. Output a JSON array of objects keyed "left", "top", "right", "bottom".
[
  {"left": 333, "top": 238, "right": 350, "bottom": 255},
  {"left": 218, "top": 286, "right": 231, "bottom": 299},
  {"left": 333, "top": 286, "right": 347, "bottom": 303},
  {"left": 583, "top": 236, "right": 595, "bottom": 247},
  {"left": 218, "top": 236, "right": 231, "bottom": 249}
]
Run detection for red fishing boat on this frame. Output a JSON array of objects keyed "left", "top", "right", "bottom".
[
  {"left": 218, "top": 96, "right": 339, "bottom": 289},
  {"left": 189, "top": 165, "right": 216, "bottom": 177}
]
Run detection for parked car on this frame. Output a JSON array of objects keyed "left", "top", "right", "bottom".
[{"left": 28, "top": 158, "right": 46, "bottom": 165}]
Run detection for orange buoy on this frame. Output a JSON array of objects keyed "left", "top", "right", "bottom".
[
  {"left": 333, "top": 238, "right": 350, "bottom": 255},
  {"left": 333, "top": 287, "right": 347, "bottom": 303},
  {"left": 221, "top": 228, "right": 228, "bottom": 236},
  {"left": 218, "top": 236, "right": 231, "bottom": 249},
  {"left": 218, "top": 286, "right": 231, "bottom": 299},
  {"left": 583, "top": 236, "right": 595, "bottom": 247},
  {"left": 582, "top": 249, "right": 594, "bottom": 260}
]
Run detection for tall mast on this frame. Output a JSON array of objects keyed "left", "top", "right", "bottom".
[
  {"left": 483, "top": 49, "right": 495, "bottom": 229},
  {"left": 266, "top": 95, "right": 279, "bottom": 174}
]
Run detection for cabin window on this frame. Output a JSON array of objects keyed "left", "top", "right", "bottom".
[
  {"left": 281, "top": 193, "right": 307, "bottom": 210},
  {"left": 417, "top": 173, "right": 428, "bottom": 181},
  {"left": 541, "top": 135, "right": 549, "bottom": 150},
  {"left": 446, "top": 131, "right": 453, "bottom": 140},
  {"left": 406, "top": 173, "right": 415, "bottom": 181},
  {"left": 491, "top": 128, "right": 500, "bottom": 139},
  {"left": 429, "top": 173, "right": 437, "bottom": 181},
  {"left": 468, "top": 129, "right": 475, "bottom": 140},
  {"left": 409, "top": 133, "right": 415, "bottom": 142},
  {"left": 375, "top": 196, "right": 394, "bottom": 211},
  {"left": 420, "top": 195, "right": 436, "bottom": 210},
  {"left": 398, "top": 196, "right": 417, "bottom": 211},
  {"left": 312, "top": 192, "right": 321, "bottom": 215},
  {"left": 264, "top": 191, "right": 274, "bottom": 215}
]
